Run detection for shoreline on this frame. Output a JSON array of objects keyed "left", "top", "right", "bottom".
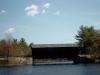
[{"left": 0, "top": 57, "right": 100, "bottom": 67}]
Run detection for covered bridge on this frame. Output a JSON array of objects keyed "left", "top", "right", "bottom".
[{"left": 31, "top": 44, "right": 79, "bottom": 64}]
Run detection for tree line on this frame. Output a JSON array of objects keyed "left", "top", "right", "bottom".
[
  {"left": 0, "top": 38, "right": 32, "bottom": 57},
  {"left": 0, "top": 25, "right": 100, "bottom": 60},
  {"left": 76, "top": 25, "right": 100, "bottom": 59}
]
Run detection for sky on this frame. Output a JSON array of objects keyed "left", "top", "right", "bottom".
[{"left": 0, "top": 0, "right": 100, "bottom": 44}]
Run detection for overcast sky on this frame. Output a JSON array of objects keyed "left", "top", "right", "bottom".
[{"left": 0, "top": 0, "right": 100, "bottom": 44}]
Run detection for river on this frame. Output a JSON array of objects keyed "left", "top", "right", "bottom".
[{"left": 0, "top": 64, "right": 100, "bottom": 75}]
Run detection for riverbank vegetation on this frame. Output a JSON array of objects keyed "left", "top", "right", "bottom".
[
  {"left": 76, "top": 25, "right": 100, "bottom": 63},
  {"left": 0, "top": 38, "right": 32, "bottom": 66},
  {"left": 0, "top": 25, "right": 100, "bottom": 65}
]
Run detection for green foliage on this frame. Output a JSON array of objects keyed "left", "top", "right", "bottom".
[
  {"left": 29, "top": 43, "right": 34, "bottom": 48},
  {"left": 76, "top": 25, "right": 100, "bottom": 58}
]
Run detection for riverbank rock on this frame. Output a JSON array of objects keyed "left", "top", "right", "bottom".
[{"left": 8, "top": 57, "right": 33, "bottom": 66}]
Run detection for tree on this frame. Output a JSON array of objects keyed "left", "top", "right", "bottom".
[
  {"left": 29, "top": 43, "right": 34, "bottom": 48},
  {"left": 75, "top": 25, "right": 99, "bottom": 55},
  {"left": 0, "top": 38, "right": 32, "bottom": 57},
  {"left": 17, "top": 38, "right": 32, "bottom": 57},
  {"left": 0, "top": 40, "right": 7, "bottom": 57}
]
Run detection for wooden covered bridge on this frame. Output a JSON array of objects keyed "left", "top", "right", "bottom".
[{"left": 31, "top": 44, "right": 79, "bottom": 64}]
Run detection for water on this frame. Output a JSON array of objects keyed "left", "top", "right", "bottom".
[{"left": 0, "top": 64, "right": 100, "bottom": 75}]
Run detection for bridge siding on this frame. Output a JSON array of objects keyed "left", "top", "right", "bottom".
[{"left": 31, "top": 47, "right": 78, "bottom": 64}]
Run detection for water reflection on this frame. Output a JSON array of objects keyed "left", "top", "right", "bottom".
[{"left": 0, "top": 64, "right": 100, "bottom": 75}]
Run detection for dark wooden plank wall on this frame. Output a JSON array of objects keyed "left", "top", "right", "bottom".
[{"left": 32, "top": 47, "right": 78, "bottom": 61}]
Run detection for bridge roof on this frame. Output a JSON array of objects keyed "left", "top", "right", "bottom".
[{"left": 31, "top": 44, "right": 78, "bottom": 48}]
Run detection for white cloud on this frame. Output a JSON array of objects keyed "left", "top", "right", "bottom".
[
  {"left": 5, "top": 27, "right": 16, "bottom": 34},
  {"left": 43, "top": 3, "right": 50, "bottom": 9},
  {"left": 0, "top": 10, "right": 6, "bottom": 14},
  {"left": 55, "top": 11, "right": 60, "bottom": 16},
  {"left": 41, "top": 3, "right": 51, "bottom": 14},
  {"left": 25, "top": 4, "right": 39, "bottom": 16},
  {"left": 42, "top": 9, "right": 46, "bottom": 14}
]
